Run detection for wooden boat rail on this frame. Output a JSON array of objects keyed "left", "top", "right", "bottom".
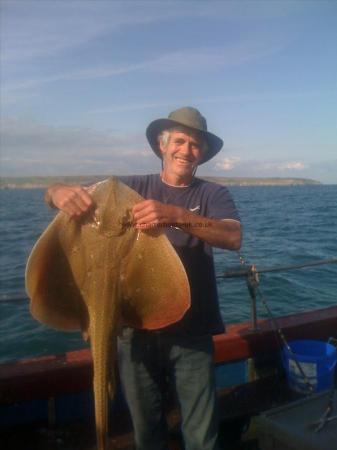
[{"left": 1, "top": 305, "right": 336, "bottom": 405}]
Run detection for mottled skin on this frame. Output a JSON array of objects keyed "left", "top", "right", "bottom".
[{"left": 26, "top": 178, "right": 190, "bottom": 450}]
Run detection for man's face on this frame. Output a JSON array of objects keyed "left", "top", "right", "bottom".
[{"left": 159, "top": 129, "right": 205, "bottom": 180}]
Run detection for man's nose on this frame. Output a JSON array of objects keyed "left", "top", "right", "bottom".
[{"left": 180, "top": 142, "right": 193, "bottom": 154}]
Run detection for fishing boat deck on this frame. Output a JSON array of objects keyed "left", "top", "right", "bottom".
[
  {"left": 1, "top": 375, "right": 294, "bottom": 450},
  {"left": 1, "top": 416, "right": 262, "bottom": 450},
  {"left": 1, "top": 305, "right": 336, "bottom": 449}
]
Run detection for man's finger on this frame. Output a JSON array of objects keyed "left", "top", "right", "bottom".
[
  {"left": 78, "top": 187, "right": 95, "bottom": 207},
  {"left": 73, "top": 191, "right": 93, "bottom": 212},
  {"left": 132, "top": 200, "right": 151, "bottom": 214}
]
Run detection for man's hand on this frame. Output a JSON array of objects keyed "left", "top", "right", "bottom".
[
  {"left": 45, "top": 184, "right": 94, "bottom": 219},
  {"left": 132, "top": 200, "right": 176, "bottom": 229},
  {"left": 132, "top": 199, "right": 241, "bottom": 250}
]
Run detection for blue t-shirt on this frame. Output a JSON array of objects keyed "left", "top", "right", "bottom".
[{"left": 119, "top": 174, "right": 240, "bottom": 336}]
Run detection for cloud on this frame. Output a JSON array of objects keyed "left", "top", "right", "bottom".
[
  {"left": 86, "top": 88, "right": 337, "bottom": 117},
  {"left": 2, "top": 62, "right": 146, "bottom": 94},
  {"left": 205, "top": 156, "right": 311, "bottom": 177},
  {"left": 2, "top": 116, "right": 335, "bottom": 183},
  {"left": 1, "top": 2, "right": 187, "bottom": 64},
  {"left": 3, "top": 36, "right": 289, "bottom": 97},
  {"left": 215, "top": 157, "right": 241, "bottom": 171},
  {"left": 259, "top": 161, "right": 307, "bottom": 171},
  {"left": 2, "top": 1, "right": 299, "bottom": 64},
  {"left": 2, "top": 1, "right": 296, "bottom": 109},
  {"left": 154, "top": 36, "right": 289, "bottom": 73},
  {"left": 0, "top": 117, "right": 158, "bottom": 176},
  {"left": 277, "top": 161, "right": 307, "bottom": 171}
]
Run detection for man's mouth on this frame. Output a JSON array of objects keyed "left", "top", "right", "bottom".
[{"left": 174, "top": 156, "right": 194, "bottom": 165}]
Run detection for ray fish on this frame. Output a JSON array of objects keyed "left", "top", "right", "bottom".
[{"left": 25, "top": 177, "right": 191, "bottom": 450}]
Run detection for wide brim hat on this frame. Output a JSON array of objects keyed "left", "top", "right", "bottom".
[{"left": 146, "top": 106, "right": 223, "bottom": 164}]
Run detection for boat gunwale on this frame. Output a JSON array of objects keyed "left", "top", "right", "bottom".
[{"left": 1, "top": 305, "right": 336, "bottom": 405}]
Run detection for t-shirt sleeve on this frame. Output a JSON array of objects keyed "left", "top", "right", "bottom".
[
  {"left": 207, "top": 186, "right": 240, "bottom": 222},
  {"left": 117, "top": 175, "right": 148, "bottom": 196},
  {"left": 118, "top": 175, "right": 141, "bottom": 191}
]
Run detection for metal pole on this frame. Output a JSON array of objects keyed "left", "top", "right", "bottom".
[{"left": 246, "top": 265, "right": 259, "bottom": 331}]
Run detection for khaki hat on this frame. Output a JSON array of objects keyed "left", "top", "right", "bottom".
[{"left": 146, "top": 106, "right": 223, "bottom": 164}]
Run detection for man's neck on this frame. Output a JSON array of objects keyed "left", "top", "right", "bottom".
[{"left": 160, "top": 171, "right": 194, "bottom": 187}]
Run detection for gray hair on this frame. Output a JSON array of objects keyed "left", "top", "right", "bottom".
[{"left": 158, "top": 126, "right": 208, "bottom": 153}]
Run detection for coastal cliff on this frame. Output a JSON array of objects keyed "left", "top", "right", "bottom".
[{"left": 0, "top": 175, "right": 321, "bottom": 189}]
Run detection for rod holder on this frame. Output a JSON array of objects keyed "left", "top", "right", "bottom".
[{"left": 246, "top": 265, "right": 259, "bottom": 331}]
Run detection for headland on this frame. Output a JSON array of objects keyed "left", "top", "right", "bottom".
[{"left": 0, "top": 175, "right": 321, "bottom": 189}]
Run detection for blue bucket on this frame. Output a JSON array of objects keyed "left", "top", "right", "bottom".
[{"left": 282, "top": 339, "right": 337, "bottom": 394}]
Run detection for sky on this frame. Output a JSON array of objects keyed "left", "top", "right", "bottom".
[{"left": 1, "top": 0, "right": 337, "bottom": 183}]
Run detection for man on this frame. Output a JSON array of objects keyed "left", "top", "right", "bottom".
[{"left": 45, "top": 107, "right": 241, "bottom": 450}]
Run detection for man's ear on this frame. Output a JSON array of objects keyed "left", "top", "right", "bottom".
[{"left": 158, "top": 139, "right": 166, "bottom": 157}]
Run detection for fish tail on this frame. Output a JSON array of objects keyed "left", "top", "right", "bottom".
[{"left": 90, "top": 283, "right": 120, "bottom": 450}]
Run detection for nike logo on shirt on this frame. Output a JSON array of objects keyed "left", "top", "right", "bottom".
[{"left": 189, "top": 205, "right": 200, "bottom": 212}]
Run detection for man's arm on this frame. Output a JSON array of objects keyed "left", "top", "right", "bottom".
[
  {"left": 132, "top": 200, "right": 241, "bottom": 250},
  {"left": 45, "top": 184, "right": 94, "bottom": 218}
]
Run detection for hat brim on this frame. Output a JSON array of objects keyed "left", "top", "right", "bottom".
[{"left": 146, "top": 118, "right": 223, "bottom": 164}]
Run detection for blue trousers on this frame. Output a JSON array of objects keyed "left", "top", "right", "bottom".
[{"left": 118, "top": 329, "right": 220, "bottom": 450}]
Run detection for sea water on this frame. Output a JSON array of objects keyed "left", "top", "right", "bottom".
[{"left": 0, "top": 185, "right": 336, "bottom": 363}]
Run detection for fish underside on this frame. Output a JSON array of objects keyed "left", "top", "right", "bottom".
[{"left": 26, "top": 177, "right": 191, "bottom": 450}]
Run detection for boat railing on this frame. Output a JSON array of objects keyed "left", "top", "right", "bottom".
[{"left": 219, "top": 256, "right": 337, "bottom": 332}]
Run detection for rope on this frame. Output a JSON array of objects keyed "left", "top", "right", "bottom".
[
  {"left": 218, "top": 255, "right": 337, "bottom": 393},
  {"left": 217, "top": 257, "right": 337, "bottom": 279},
  {"left": 255, "top": 282, "right": 315, "bottom": 393}
]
